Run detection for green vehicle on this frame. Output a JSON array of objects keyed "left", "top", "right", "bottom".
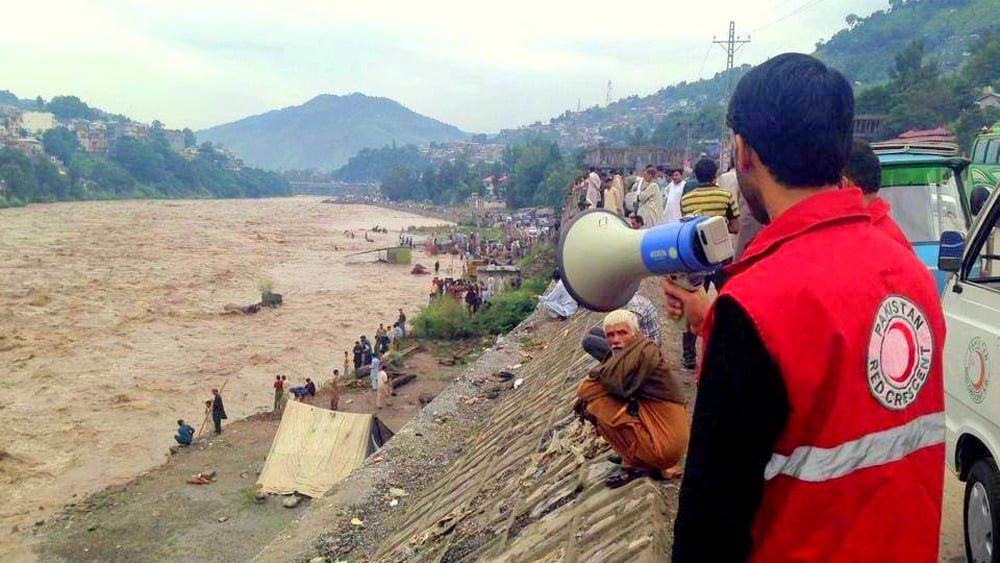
[{"left": 970, "top": 122, "right": 1000, "bottom": 190}]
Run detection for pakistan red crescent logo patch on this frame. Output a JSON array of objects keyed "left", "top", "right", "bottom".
[{"left": 867, "top": 295, "right": 934, "bottom": 410}]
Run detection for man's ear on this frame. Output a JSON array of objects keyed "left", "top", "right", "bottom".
[{"left": 734, "top": 134, "right": 753, "bottom": 172}]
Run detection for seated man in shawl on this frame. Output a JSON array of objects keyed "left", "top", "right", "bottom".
[{"left": 576, "top": 309, "right": 689, "bottom": 488}]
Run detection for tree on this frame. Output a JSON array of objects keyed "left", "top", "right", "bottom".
[
  {"left": 45, "top": 95, "right": 96, "bottom": 120},
  {"left": 380, "top": 165, "right": 416, "bottom": 201},
  {"left": 35, "top": 96, "right": 44, "bottom": 110},
  {"left": 845, "top": 14, "right": 859, "bottom": 29},
  {"left": 182, "top": 128, "right": 197, "bottom": 148},
  {"left": 888, "top": 41, "right": 939, "bottom": 91},
  {"left": 42, "top": 127, "right": 81, "bottom": 164},
  {"left": 111, "top": 137, "right": 167, "bottom": 185},
  {"left": 628, "top": 127, "right": 648, "bottom": 147},
  {"left": 0, "top": 151, "right": 38, "bottom": 203}
]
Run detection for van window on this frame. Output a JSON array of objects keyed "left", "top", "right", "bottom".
[
  {"left": 968, "top": 206, "right": 1000, "bottom": 288},
  {"left": 880, "top": 166, "right": 965, "bottom": 243},
  {"left": 987, "top": 140, "right": 1000, "bottom": 165},
  {"left": 973, "top": 140, "right": 988, "bottom": 163}
]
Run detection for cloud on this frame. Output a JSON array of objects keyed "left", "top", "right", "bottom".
[{"left": 0, "top": 0, "right": 890, "bottom": 133}]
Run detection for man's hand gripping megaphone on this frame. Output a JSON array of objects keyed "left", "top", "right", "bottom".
[{"left": 661, "top": 277, "right": 712, "bottom": 336}]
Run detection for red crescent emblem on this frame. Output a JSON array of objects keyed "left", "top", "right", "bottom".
[
  {"left": 972, "top": 350, "right": 987, "bottom": 391},
  {"left": 887, "top": 321, "right": 916, "bottom": 383}
]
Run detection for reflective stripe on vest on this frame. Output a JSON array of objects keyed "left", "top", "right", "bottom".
[{"left": 764, "top": 412, "right": 944, "bottom": 482}]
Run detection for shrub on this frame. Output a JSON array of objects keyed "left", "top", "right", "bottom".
[
  {"left": 385, "top": 350, "right": 404, "bottom": 368},
  {"left": 411, "top": 296, "right": 477, "bottom": 340},
  {"left": 521, "top": 276, "right": 549, "bottom": 295},
  {"left": 476, "top": 290, "right": 537, "bottom": 335},
  {"left": 257, "top": 278, "right": 275, "bottom": 293}
]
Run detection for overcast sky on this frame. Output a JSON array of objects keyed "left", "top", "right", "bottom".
[{"left": 1, "top": 0, "right": 888, "bottom": 133}]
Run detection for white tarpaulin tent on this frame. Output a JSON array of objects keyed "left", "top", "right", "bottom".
[{"left": 256, "top": 401, "right": 390, "bottom": 498}]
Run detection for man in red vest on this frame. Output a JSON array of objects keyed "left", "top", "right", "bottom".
[
  {"left": 844, "top": 138, "right": 910, "bottom": 248},
  {"left": 665, "top": 53, "right": 945, "bottom": 562}
]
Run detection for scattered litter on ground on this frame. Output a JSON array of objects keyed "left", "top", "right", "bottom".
[
  {"left": 350, "top": 517, "right": 364, "bottom": 527},
  {"left": 186, "top": 472, "right": 215, "bottom": 485},
  {"left": 513, "top": 378, "right": 524, "bottom": 390}
]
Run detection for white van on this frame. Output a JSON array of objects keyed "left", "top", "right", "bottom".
[{"left": 941, "top": 184, "right": 1000, "bottom": 563}]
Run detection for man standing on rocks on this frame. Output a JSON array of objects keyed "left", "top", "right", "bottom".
[
  {"left": 272, "top": 375, "right": 284, "bottom": 411},
  {"left": 360, "top": 336, "right": 373, "bottom": 367},
  {"left": 398, "top": 308, "right": 407, "bottom": 336},
  {"left": 352, "top": 340, "right": 363, "bottom": 375},
  {"left": 211, "top": 388, "right": 227, "bottom": 435},
  {"left": 369, "top": 353, "right": 382, "bottom": 392}
]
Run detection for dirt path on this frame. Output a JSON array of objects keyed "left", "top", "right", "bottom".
[{"left": 0, "top": 197, "right": 454, "bottom": 560}]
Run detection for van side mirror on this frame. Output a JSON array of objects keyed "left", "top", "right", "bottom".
[
  {"left": 938, "top": 230, "right": 965, "bottom": 273},
  {"left": 970, "top": 186, "right": 991, "bottom": 217}
]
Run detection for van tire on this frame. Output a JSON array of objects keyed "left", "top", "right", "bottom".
[{"left": 965, "top": 459, "right": 1000, "bottom": 563}]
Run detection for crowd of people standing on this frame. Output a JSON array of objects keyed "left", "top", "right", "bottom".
[{"left": 570, "top": 158, "right": 744, "bottom": 368}]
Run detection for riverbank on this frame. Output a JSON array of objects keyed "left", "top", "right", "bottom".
[{"left": 0, "top": 197, "right": 453, "bottom": 561}]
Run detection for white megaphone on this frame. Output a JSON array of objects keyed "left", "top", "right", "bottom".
[{"left": 557, "top": 210, "right": 734, "bottom": 311}]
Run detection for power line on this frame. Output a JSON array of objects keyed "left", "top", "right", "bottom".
[
  {"left": 751, "top": 0, "right": 827, "bottom": 34},
  {"left": 696, "top": 43, "right": 714, "bottom": 80}
]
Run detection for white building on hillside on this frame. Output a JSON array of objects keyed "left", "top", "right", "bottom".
[{"left": 21, "top": 111, "right": 56, "bottom": 134}]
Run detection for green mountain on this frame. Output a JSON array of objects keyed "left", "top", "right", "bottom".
[
  {"left": 814, "top": 0, "right": 1000, "bottom": 87},
  {"left": 197, "top": 93, "right": 469, "bottom": 171}
]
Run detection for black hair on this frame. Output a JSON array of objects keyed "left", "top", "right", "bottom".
[
  {"left": 844, "top": 139, "right": 880, "bottom": 194},
  {"left": 694, "top": 159, "right": 719, "bottom": 183},
  {"left": 177, "top": 419, "right": 184, "bottom": 425},
  {"left": 727, "top": 53, "right": 854, "bottom": 188},
  {"left": 552, "top": 268, "right": 562, "bottom": 281}
]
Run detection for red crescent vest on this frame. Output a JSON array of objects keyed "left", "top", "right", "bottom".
[
  {"left": 706, "top": 188, "right": 945, "bottom": 562},
  {"left": 868, "top": 195, "right": 910, "bottom": 249}
]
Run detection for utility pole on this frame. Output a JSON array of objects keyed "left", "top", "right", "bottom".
[
  {"left": 712, "top": 21, "right": 750, "bottom": 169},
  {"left": 605, "top": 80, "right": 613, "bottom": 107}
]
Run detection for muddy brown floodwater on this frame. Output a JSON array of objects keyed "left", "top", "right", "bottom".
[{"left": 0, "top": 197, "right": 456, "bottom": 561}]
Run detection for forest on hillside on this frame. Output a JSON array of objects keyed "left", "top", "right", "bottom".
[
  {"left": 336, "top": 138, "right": 578, "bottom": 209},
  {"left": 815, "top": 0, "right": 1000, "bottom": 86},
  {"left": 857, "top": 35, "right": 1000, "bottom": 145},
  {"left": 0, "top": 126, "right": 289, "bottom": 208}
]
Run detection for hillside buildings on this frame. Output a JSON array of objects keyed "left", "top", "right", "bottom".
[{"left": 0, "top": 104, "right": 191, "bottom": 163}]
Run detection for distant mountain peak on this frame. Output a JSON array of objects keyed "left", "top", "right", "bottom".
[{"left": 198, "top": 94, "right": 467, "bottom": 170}]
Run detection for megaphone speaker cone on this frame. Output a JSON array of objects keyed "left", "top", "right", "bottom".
[{"left": 557, "top": 210, "right": 649, "bottom": 312}]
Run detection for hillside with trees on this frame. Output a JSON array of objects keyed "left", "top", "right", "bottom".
[
  {"left": 339, "top": 137, "right": 576, "bottom": 209},
  {"left": 1, "top": 122, "right": 289, "bottom": 208},
  {"left": 856, "top": 34, "right": 1000, "bottom": 148},
  {"left": 814, "top": 0, "right": 1000, "bottom": 86},
  {"left": 495, "top": 0, "right": 999, "bottom": 156}
]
